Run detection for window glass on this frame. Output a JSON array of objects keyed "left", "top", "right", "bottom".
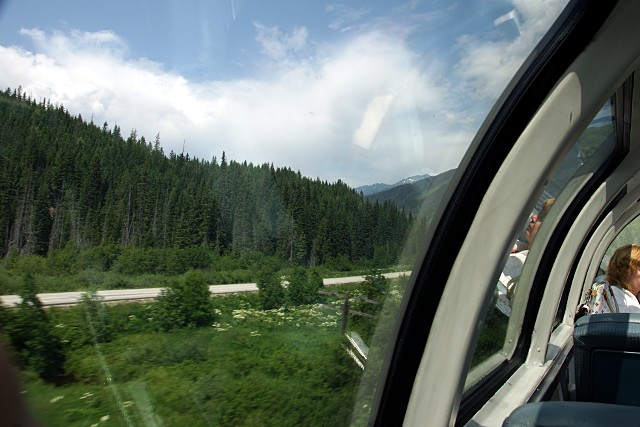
[
  {"left": 0, "top": 0, "right": 568, "bottom": 425},
  {"left": 465, "top": 98, "right": 616, "bottom": 390},
  {"left": 594, "top": 213, "right": 640, "bottom": 292},
  {"left": 604, "top": 215, "right": 640, "bottom": 270}
]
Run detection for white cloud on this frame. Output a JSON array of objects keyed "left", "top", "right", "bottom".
[
  {"left": 254, "top": 23, "right": 308, "bottom": 60},
  {"left": 326, "top": 4, "right": 371, "bottom": 31},
  {"left": 0, "top": 0, "right": 567, "bottom": 187},
  {"left": 21, "top": 28, "right": 128, "bottom": 59},
  {"left": 1, "top": 26, "right": 466, "bottom": 186},
  {"left": 455, "top": 0, "right": 568, "bottom": 101}
]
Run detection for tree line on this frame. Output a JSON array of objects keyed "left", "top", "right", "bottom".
[{"left": 0, "top": 87, "right": 413, "bottom": 267}]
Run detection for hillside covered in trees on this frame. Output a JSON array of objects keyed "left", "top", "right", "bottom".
[
  {"left": 0, "top": 87, "right": 413, "bottom": 268},
  {"left": 365, "top": 169, "right": 456, "bottom": 216}
]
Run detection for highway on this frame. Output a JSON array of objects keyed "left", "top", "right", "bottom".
[{"left": 0, "top": 271, "right": 410, "bottom": 307}]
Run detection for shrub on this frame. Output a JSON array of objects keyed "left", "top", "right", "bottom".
[
  {"left": 257, "top": 268, "right": 285, "bottom": 310},
  {"left": 115, "top": 246, "right": 213, "bottom": 275},
  {"left": 114, "top": 247, "right": 155, "bottom": 275},
  {"left": 154, "top": 271, "right": 215, "bottom": 330},
  {"left": 0, "top": 269, "right": 22, "bottom": 294},
  {"left": 12, "top": 255, "right": 48, "bottom": 275},
  {"left": 3, "top": 273, "right": 65, "bottom": 382},
  {"left": 47, "top": 243, "right": 80, "bottom": 275},
  {"left": 163, "top": 246, "right": 211, "bottom": 275},
  {"left": 287, "top": 268, "right": 324, "bottom": 306},
  {"left": 80, "top": 291, "right": 113, "bottom": 344},
  {"left": 326, "top": 254, "right": 353, "bottom": 272},
  {"left": 362, "top": 270, "right": 389, "bottom": 301},
  {"left": 78, "top": 244, "right": 121, "bottom": 271}
]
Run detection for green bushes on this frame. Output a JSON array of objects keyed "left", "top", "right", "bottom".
[
  {"left": 2, "top": 274, "right": 65, "bottom": 382},
  {"left": 257, "top": 267, "right": 325, "bottom": 310},
  {"left": 153, "top": 270, "right": 215, "bottom": 330},
  {"left": 362, "top": 270, "right": 389, "bottom": 301},
  {"left": 257, "top": 268, "right": 286, "bottom": 310},
  {"left": 115, "top": 246, "right": 212, "bottom": 275},
  {"left": 77, "top": 244, "right": 122, "bottom": 271},
  {"left": 325, "top": 254, "right": 353, "bottom": 272},
  {"left": 0, "top": 246, "right": 405, "bottom": 296},
  {"left": 286, "top": 268, "right": 324, "bottom": 306},
  {"left": 47, "top": 293, "right": 114, "bottom": 352},
  {"left": 0, "top": 268, "right": 22, "bottom": 294},
  {"left": 79, "top": 292, "right": 113, "bottom": 344},
  {"left": 47, "top": 244, "right": 81, "bottom": 275},
  {"left": 11, "top": 286, "right": 366, "bottom": 426}
]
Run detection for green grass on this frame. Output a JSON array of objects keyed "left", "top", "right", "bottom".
[
  {"left": 20, "top": 294, "right": 363, "bottom": 426},
  {"left": 23, "top": 378, "right": 129, "bottom": 427},
  {"left": 6, "top": 276, "right": 408, "bottom": 426}
]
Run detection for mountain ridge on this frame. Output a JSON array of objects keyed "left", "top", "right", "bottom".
[
  {"left": 356, "top": 174, "right": 430, "bottom": 196},
  {"left": 363, "top": 169, "right": 457, "bottom": 218}
]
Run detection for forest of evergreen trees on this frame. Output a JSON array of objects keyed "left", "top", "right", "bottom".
[{"left": 0, "top": 87, "right": 413, "bottom": 268}]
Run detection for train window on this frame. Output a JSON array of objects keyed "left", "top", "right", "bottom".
[
  {"left": 0, "top": 0, "right": 571, "bottom": 426},
  {"left": 604, "top": 215, "right": 640, "bottom": 267},
  {"left": 465, "top": 98, "right": 615, "bottom": 390}
]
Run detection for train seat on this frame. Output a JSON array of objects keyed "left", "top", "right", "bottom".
[
  {"left": 573, "top": 313, "right": 640, "bottom": 406},
  {"left": 502, "top": 401, "right": 640, "bottom": 427}
]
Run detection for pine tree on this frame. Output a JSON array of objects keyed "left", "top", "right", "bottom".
[{"left": 0, "top": 90, "right": 412, "bottom": 266}]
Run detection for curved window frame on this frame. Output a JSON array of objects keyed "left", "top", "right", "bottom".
[
  {"left": 464, "top": 93, "right": 619, "bottom": 395},
  {"left": 372, "top": 1, "right": 640, "bottom": 425}
]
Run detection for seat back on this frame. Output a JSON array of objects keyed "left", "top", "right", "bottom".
[
  {"left": 503, "top": 401, "right": 640, "bottom": 427},
  {"left": 573, "top": 313, "right": 640, "bottom": 405}
]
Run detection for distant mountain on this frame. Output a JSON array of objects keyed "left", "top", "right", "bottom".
[
  {"left": 356, "top": 182, "right": 393, "bottom": 197},
  {"left": 393, "top": 174, "right": 430, "bottom": 186},
  {"left": 356, "top": 174, "right": 429, "bottom": 196},
  {"left": 364, "top": 169, "right": 457, "bottom": 218}
]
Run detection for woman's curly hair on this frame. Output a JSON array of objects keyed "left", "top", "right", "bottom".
[{"left": 606, "top": 244, "right": 640, "bottom": 291}]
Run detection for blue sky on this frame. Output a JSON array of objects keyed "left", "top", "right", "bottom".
[{"left": 0, "top": 0, "right": 567, "bottom": 187}]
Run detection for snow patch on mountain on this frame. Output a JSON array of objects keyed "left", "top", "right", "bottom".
[{"left": 356, "top": 174, "right": 430, "bottom": 196}]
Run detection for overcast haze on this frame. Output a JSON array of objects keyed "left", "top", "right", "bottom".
[{"left": 0, "top": 0, "right": 567, "bottom": 187}]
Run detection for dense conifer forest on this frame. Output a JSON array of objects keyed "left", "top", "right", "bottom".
[
  {"left": 0, "top": 86, "right": 414, "bottom": 425},
  {"left": 0, "top": 87, "right": 413, "bottom": 268}
]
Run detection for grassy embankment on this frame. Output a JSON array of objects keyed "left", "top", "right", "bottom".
[{"left": 15, "top": 290, "right": 369, "bottom": 427}]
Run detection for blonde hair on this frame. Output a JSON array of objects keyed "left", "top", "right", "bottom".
[
  {"left": 537, "top": 198, "right": 555, "bottom": 222},
  {"left": 606, "top": 244, "right": 640, "bottom": 291}
]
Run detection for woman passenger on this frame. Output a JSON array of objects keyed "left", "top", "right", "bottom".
[
  {"left": 603, "top": 244, "right": 640, "bottom": 313},
  {"left": 504, "top": 198, "right": 556, "bottom": 281},
  {"left": 512, "top": 198, "right": 556, "bottom": 253},
  {"left": 497, "top": 198, "right": 556, "bottom": 316}
]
